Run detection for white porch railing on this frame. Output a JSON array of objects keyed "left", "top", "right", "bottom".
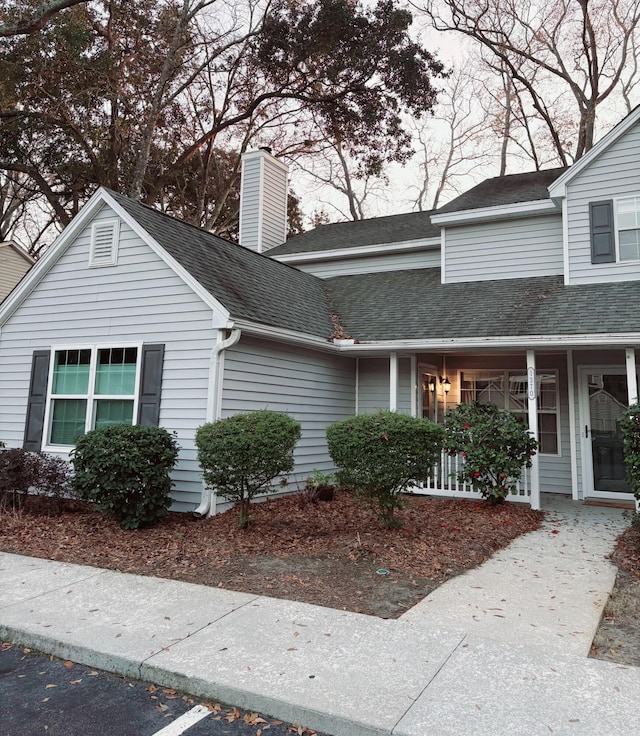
[{"left": 409, "top": 451, "right": 532, "bottom": 503}]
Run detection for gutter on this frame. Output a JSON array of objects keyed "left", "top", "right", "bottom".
[{"left": 193, "top": 327, "right": 242, "bottom": 519}]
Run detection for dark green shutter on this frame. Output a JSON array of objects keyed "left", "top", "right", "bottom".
[
  {"left": 137, "top": 344, "right": 164, "bottom": 427},
  {"left": 590, "top": 200, "right": 615, "bottom": 264},
  {"left": 23, "top": 350, "right": 51, "bottom": 450}
]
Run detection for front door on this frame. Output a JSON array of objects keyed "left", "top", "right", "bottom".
[{"left": 580, "top": 369, "right": 633, "bottom": 499}]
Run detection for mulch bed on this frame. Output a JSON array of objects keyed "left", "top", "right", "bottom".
[{"left": 0, "top": 491, "right": 544, "bottom": 618}]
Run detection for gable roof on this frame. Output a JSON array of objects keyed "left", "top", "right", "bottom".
[
  {"left": 549, "top": 104, "right": 640, "bottom": 199},
  {"left": 0, "top": 241, "right": 35, "bottom": 265},
  {"left": 326, "top": 267, "right": 640, "bottom": 343},
  {"left": 269, "top": 209, "right": 439, "bottom": 256},
  {"left": 435, "top": 168, "right": 566, "bottom": 215},
  {"left": 105, "top": 191, "right": 334, "bottom": 337}
]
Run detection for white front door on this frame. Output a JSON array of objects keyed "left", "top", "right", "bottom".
[{"left": 579, "top": 367, "right": 634, "bottom": 499}]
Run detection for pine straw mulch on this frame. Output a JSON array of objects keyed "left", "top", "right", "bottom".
[{"left": 0, "top": 491, "right": 544, "bottom": 618}]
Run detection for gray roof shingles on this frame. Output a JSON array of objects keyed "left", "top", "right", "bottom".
[
  {"left": 108, "top": 190, "right": 334, "bottom": 337},
  {"left": 325, "top": 268, "right": 640, "bottom": 341},
  {"left": 436, "top": 167, "right": 567, "bottom": 214},
  {"left": 269, "top": 209, "right": 439, "bottom": 256}
]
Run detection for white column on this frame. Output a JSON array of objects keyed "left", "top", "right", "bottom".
[
  {"left": 626, "top": 347, "right": 638, "bottom": 405},
  {"left": 389, "top": 352, "right": 398, "bottom": 412},
  {"left": 566, "top": 349, "right": 579, "bottom": 500},
  {"left": 527, "top": 349, "right": 541, "bottom": 510}
]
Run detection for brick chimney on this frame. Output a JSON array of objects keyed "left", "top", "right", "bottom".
[{"left": 239, "top": 148, "right": 288, "bottom": 253}]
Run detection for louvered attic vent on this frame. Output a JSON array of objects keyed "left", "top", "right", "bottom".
[{"left": 89, "top": 220, "right": 119, "bottom": 267}]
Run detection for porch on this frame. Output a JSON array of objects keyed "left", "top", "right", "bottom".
[{"left": 354, "top": 345, "right": 640, "bottom": 510}]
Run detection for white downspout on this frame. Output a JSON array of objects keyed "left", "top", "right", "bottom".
[{"left": 193, "top": 328, "right": 242, "bottom": 518}]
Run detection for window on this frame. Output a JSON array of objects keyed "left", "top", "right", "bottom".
[
  {"left": 46, "top": 346, "right": 139, "bottom": 446},
  {"left": 617, "top": 197, "right": 640, "bottom": 261},
  {"left": 460, "top": 369, "right": 559, "bottom": 455}
]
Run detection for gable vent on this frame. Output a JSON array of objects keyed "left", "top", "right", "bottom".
[{"left": 89, "top": 220, "right": 119, "bottom": 267}]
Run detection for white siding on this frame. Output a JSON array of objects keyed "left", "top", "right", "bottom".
[
  {"left": 293, "top": 248, "right": 440, "bottom": 278},
  {"left": 261, "top": 160, "right": 288, "bottom": 250},
  {"left": 0, "top": 204, "right": 217, "bottom": 512},
  {"left": 357, "top": 358, "right": 390, "bottom": 413},
  {"left": 221, "top": 336, "right": 355, "bottom": 486},
  {"left": 239, "top": 161, "right": 261, "bottom": 251},
  {"left": 444, "top": 214, "right": 563, "bottom": 283},
  {"left": 239, "top": 151, "right": 287, "bottom": 253},
  {"left": 567, "top": 123, "right": 640, "bottom": 284},
  {"left": 0, "top": 246, "right": 31, "bottom": 301}
]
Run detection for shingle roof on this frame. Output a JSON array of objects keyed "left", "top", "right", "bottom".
[
  {"left": 325, "top": 268, "right": 640, "bottom": 341},
  {"left": 436, "top": 168, "right": 567, "bottom": 214},
  {"left": 269, "top": 209, "right": 439, "bottom": 256},
  {"left": 107, "top": 190, "right": 334, "bottom": 337}
]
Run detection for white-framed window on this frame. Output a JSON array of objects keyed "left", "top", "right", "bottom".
[
  {"left": 43, "top": 344, "right": 140, "bottom": 448},
  {"left": 616, "top": 196, "right": 640, "bottom": 261},
  {"left": 459, "top": 369, "right": 559, "bottom": 455}
]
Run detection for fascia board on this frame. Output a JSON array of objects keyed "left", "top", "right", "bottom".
[
  {"left": 548, "top": 106, "right": 640, "bottom": 199},
  {"left": 0, "top": 188, "right": 109, "bottom": 326},
  {"left": 232, "top": 318, "right": 336, "bottom": 352},
  {"left": 337, "top": 333, "right": 640, "bottom": 352},
  {"left": 271, "top": 237, "right": 441, "bottom": 264},
  {"left": 100, "top": 190, "right": 231, "bottom": 326},
  {"left": 431, "top": 199, "right": 558, "bottom": 226}
]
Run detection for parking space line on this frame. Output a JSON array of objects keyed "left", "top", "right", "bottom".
[{"left": 151, "top": 704, "right": 210, "bottom": 735}]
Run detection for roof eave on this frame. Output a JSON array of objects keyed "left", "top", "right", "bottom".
[
  {"left": 271, "top": 237, "right": 441, "bottom": 264},
  {"left": 431, "top": 199, "right": 559, "bottom": 226}
]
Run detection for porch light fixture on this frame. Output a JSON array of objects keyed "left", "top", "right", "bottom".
[
  {"left": 429, "top": 378, "right": 436, "bottom": 392},
  {"left": 440, "top": 376, "right": 451, "bottom": 393}
]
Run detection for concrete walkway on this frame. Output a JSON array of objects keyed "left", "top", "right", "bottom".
[{"left": 1, "top": 496, "right": 639, "bottom": 736}]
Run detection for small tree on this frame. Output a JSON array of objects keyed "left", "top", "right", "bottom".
[
  {"left": 195, "top": 410, "right": 301, "bottom": 528},
  {"left": 326, "top": 411, "right": 444, "bottom": 527},
  {"left": 445, "top": 401, "right": 538, "bottom": 505},
  {"left": 71, "top": 425, "right": 179, "bottom": 529},
  {"left": 620, "top": 403, "right": 640, "bottom": 509}
]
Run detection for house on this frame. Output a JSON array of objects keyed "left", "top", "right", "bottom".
[
  {"left": 2, "top": 108, "right": 640, "bottom": 513},
  {"left": 0, "top": 241, "right": 34, "bottom": 302}
]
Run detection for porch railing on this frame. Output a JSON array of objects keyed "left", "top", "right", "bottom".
[{"left": 410, "top": 450, "right": 531, "bottom": 503}]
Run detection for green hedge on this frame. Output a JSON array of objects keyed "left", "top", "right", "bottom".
[{"left": 71, "top": 424, "right": 179, "bottom": 529}]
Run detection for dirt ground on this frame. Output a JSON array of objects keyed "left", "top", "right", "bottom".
[{"left": 1, "top": 489, "right": 638, "bottom": 666}]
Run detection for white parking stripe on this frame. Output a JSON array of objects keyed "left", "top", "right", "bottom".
[{"left": 151, "top": 704, "right": 211, "bottom": 735}]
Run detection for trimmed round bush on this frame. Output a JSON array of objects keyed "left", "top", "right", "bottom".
[
  {"left": 71, "top": 424, "right": 179, "bottom": 529},
  {"left": 196, "top": 410, "right": 301, "bottom": 528},
  {"left": 326, "top": 411, "right": 444, "bottom": 527}
]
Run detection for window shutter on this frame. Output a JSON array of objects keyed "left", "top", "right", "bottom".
[
  {"left": 23, "top": 350, "right": 51, "bottom": 451},
  {"left": 137, "top": 344, "right": 164, "bottom": 427},
  {"left": 589, "top": 200, "right": 615, "bottom": 264}
]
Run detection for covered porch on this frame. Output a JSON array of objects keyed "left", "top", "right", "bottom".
[{"left": 353, "top": 344, "right": 640, "bottom": 510}]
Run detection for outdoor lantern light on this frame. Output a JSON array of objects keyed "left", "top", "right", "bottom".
[
  {"left": 440, "top": 376, "right": 451, "bottom": 393},
  {"left": 429, "top": 377, "right": 436, "bottom": 392}
]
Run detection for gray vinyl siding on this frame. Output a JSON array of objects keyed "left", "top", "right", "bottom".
[
  {"left": 292, "top": 247, "right": 440, "bottom": 278},
  {"left": 0, "top": 204, "right": 217, "bottom": 512},
  {"left": 0, "top": 247, "right": 31, "bottom": 301},
  {"left": 397, "top": 357, "right": 413, "bottom": 415},
  {"left": 221, "top": 336, "right": 355, "bottom": 486},
  {"left": 261, "top": 161, "right": 287, "bottom": 251},
  {"left": 444, "top": 214, "right": 563, "bottom": 283},
  {"left": 239, "top": 159, "right": 261, "bottom": 251},
  {"left": 357, "top": 358, "right": 390, "bottom": 413},
  {"left": 566, "top": 123, "right": 640, "bottom": 284}
]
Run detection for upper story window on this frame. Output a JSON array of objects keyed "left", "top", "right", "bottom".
[
  {"left": 617, "top": 197, "right": 640, "bottom": 261},
  {"left": 589, "top": 197, "right": 640, "bottom": 264}
]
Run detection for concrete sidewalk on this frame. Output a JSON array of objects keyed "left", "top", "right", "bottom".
[{"left": 1, "top": 497, "right": 639, "bottom": 735}]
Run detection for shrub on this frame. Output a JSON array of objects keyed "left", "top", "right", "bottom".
[
  {"left": 196, "top": 410, "right": 301, "bottom": 528},
  {"left": 620, "top": 403, "right": 640, "bottom": 504},
  {"left": 445, "top": 401, "right": 538, "bottom": 504},
  {"left": 71, "top": 424, "right": 179, "bottom": 530},
  {"left": 326, "top": 411, "right": 444, "bottom": 528},
  {"left": 0, "top": 445, "right": 73, "bottom": 514}
]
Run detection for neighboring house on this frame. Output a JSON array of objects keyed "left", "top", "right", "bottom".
[
  {"left": 0, "top": 241, "right": 35, "bottom": 302},
  {"left": 3, "top": 109, "right": 640, "bottom": 512}
]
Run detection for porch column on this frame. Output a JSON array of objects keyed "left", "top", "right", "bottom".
[
  {"left": 527, "top": 349, "right": 541, "bottom": 510},
  {"left": 410, "top": 356, "right": 418, "bottom": 417},
  {"left": 626, "top": 347, "right": 638, "bottom": 405},
  {"left": 389, "top": 352, "right": 398, "bottom": 412}
]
